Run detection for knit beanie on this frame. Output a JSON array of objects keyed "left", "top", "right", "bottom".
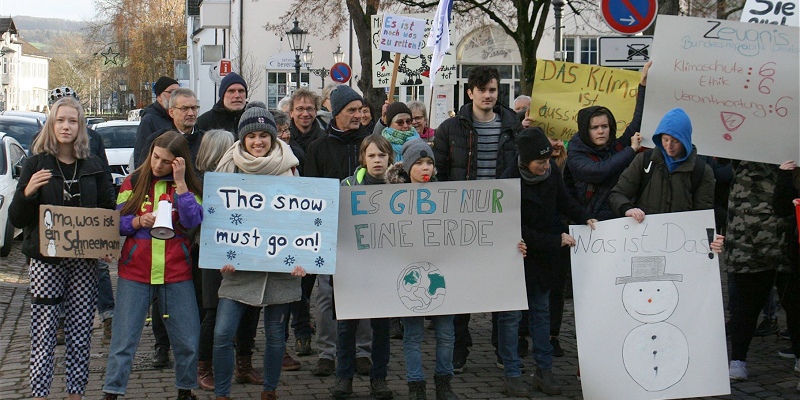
[
  {"left": 401, "top": 139, "right": 435, "bottom": 174},
  {"left": 153, "top": 76, "right": 179, "bottom": 96},
  {"left": 384, "top": 102, "right": 413, "bottom": 126},
  {"left": 237, "top": 101, "right": 277, "bottom": 141},
  {"left": 219, "top": 72, "right": 248, "bottom": 99},
  {"left": 330, "top": 85, "right": 363, "bottom": 117},
  {"left": 516, "top": 127, "right": 552, "bottom": 164}
]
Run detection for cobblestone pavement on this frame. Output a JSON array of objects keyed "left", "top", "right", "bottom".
[{"left": 1, "top": 239, "right": 799, "bottom": 400}]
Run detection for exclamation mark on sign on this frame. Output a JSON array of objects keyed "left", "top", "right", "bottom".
[{"left": 706, "top": 228, "right": 715, "bottom": 259}]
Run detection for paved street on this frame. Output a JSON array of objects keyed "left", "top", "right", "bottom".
[{"left": 1, "top": 240, "right": 798, "bottom": 400}]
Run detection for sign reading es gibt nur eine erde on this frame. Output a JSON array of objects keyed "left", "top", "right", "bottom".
[
  {"left": 334, "top": 179, "right": 528, "bottom": 320},
  {"left": 198, "top": 172, "right": 340, "bottom": 274}
]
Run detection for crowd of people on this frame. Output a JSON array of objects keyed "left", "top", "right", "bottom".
[{"left": 8, "top": 62, "right": 797, "bottom": 400}]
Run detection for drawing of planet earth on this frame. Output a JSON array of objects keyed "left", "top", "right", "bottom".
[{"left": 397, "top": 262, "right": 446, "bottom": 313}]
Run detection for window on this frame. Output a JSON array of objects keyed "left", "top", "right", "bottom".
[
  {"left": 266, "top": 71, "right": 309, "bottom": 109},
  {"left": 563, "top": 37, "right": 598, "bottom": 65}
]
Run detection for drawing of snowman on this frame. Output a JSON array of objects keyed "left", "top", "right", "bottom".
[{"left": 616, "top": 256, "right": 689, "bottom": 392}]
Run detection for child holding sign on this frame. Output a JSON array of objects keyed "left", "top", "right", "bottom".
[
  {"left": 212, "top": 103, "right": 307, "bottom": 400},
  {"left": 10, "top": 97, "right": 116, "bottom": 400},
  {"left": 103, "top": 130, "right": 204, "bottom": 400}
]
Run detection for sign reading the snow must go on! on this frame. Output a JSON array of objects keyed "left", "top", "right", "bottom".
[
  {"left": 198, "top": 172, "right": 340, "bottom": 274},
  {"left": 334, "top": 179, "right": 528, "bottom": 320}
]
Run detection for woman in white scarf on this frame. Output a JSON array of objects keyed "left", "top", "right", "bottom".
[{"left": 212, "top": 102, "right": 305, "bottom": 400}]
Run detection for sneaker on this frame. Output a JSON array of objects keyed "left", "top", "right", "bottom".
[
  {"left": 295, "top": 337, "right": 312, "bottom": 356},
  {"left": 370, "top": 378, "right": 394, "bottom": 399},
  {"left": 532, "top": 367, "right": 562, "bottom": 395},
  {"left": 551, "top": 336, "right": 565, "bottom": 357},
  {"left": 103, "top": 393, "right": 119, "bottom": 400},
  {"left": 102, "top": 318, "right": 113, "bottom": 345},
  {"left": 330, "top": 377, "right": 353, "bottom": 399},
  {"left": 176, "top": 389, "right": 198, "bottom": 400},
  {"left": 355, "top": 356, "right": 372, "bottom": 376},
  {"left": 781, "top": 329, "right": 791, "bottom": 340},
  {"left": 753, "top": 318, "right": 780, "bottom": 337},
  {"left": 312, "top": 358, "right": 335, "bottom": 377},
  {"left": 779, "top": 347, "right": 795, "bottom": 359},
  {"left": 152, "top": 346, "right": 170, "bottom": 368},
  {"left": 282, "top": 351, "right": 301, "bottom": 371},
  {"left": 729, "top": 360, "right": 748, "bottom": 381}
]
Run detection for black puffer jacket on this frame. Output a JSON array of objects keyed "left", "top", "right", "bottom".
[
  {"left": 134, "top": 101, "right": 174, "bottom": 167},
  {"left": 9, "top": 153, "right": 116, "bottom": 262},
  {"left": 196, "top": 101, "right": 245, "bottom": 134},
  {"left": 304, "top": 124, "right": 369, "bottom": 180},
  {"left": 501, "top": 162, "right": 591, "bottom": 290},
  {"left": 433, "top": 103, "right": 521, "bottom": 181}
]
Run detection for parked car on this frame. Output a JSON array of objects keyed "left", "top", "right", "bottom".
[
  {"left": 0, "top": 133, "right": 26, "bottom": 256},
  {"left": 91, "top": 120, "right": 140, "bottom": 186},
  {"left": 1, "top": 110, "right": 47, "bottom": 124},
  {"left": 0, "top": 115, "right": 44, "bottom": 151},
  {"left": 87, "top": 116, "right": 106, "bottom": 125}
]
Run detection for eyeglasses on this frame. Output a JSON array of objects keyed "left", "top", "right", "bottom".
[
  {"left": 413, "top": 116, "right": 425, "bottom": 122},
  {"left": 172, "top": 106, "right": 200, "bottom": 112},
  {"left": 393, "top": 118, "right": 413, "bottom": 126},
  {"left": 293, "top": 107, "right": 316, "bottom": 114},
  {"left": 279, "top": 127, "right": 291, "bottom": 134}
]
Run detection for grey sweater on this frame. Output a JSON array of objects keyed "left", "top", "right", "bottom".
[{"left": 217, "top": 270, "right": 301, "bottom": 307}]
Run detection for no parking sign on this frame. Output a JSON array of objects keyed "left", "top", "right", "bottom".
[
  {"left": 330, "top": 63, "right": 351, "bottom": 83},
  {"left": 601, "top": 0, "right": 658, "bottom": 35}
]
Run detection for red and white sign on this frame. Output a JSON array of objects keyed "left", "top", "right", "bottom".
[
  {"left": 601, "top": 0, "right": 658, "bottom": 35},
  {"left": 330, "top": 63, "right": 352, "bottom": 83},
  {"left": 219, "top": 59, "right": 232, "bottom": 77}
]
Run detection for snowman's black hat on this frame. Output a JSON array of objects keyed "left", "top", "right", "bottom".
[{"left": 615, "top": 256, "right": 683, "bottom": 285}]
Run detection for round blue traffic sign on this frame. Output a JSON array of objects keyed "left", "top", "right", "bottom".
[
  {"left": 601, "top": 0, "right": 658, "bottom": 35},
  {"left": 330, "top": 63, "right": 352, "bottom": 83}
]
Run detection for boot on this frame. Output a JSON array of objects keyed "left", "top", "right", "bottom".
[
  {"left": 197, "top": 360, "right": 215, "bottom": 391},
  {"left": 330, "top": 377, "right": 353, "bottom": 399},
  {"left": 407, "top": 380, "right": 427, "bottom": 400},
  {"left": 177, "top": 389, "right": 198, "bottom": 400},
  {"left": 370, "top": 378, "right": 394, "bottom": 399},
  {"left": 532, "top": 366, "right": 562, "bottom": 395},
  {"left": 261, "top": 390, "right": 278, "bottom": 400},
  {"left": 235, "top": 354, "right": 264, "bottom": 385},
  {"left": 434, "top": 375, "right": 458, "bottom": 400},
  {"left": 503, "top": 375, "right": 529, "bottom": 397}
]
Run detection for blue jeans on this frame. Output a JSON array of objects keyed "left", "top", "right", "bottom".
[
  {"left": 497, "top": 311, "right": 522, "bottom": 377},
  {"left": 103, "top": 279, "right": 200, "bottom": 394},
  {"left": 528, "top": 280, "right": 552, "bottom": 371},
  {"left": 336, "top": 318, "right": 390, "bottom": 379},
  {"left": 96, "top": 260, "right": 114, "bottom": 321},
  {"left": 214, "top": 299, "right": 290, "bottom": 395},
  {"left": 402, "top": 315, "right": 454, "bottom": 382}
]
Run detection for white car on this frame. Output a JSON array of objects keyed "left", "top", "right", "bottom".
[
  {"left": 0, "top": 133, "right": 26, "bottom": 257},
  {"left": 91, "top": 120, "right": 140, "bottom": 187}
]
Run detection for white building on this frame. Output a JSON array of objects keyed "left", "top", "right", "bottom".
[
  {"left": 0, "top": 18, "right": 49, "bottom": 112},
  {"left": 184, "top": 1, "right": 623, "bottom": 127}
]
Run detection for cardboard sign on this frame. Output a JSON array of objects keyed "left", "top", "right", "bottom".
[
  {"left": 333, "top": 179, "right": 528, "bottom": 319},
  {"left": 198, "top": 172, "right": 340, "bottom": 274},
  {"left": 740, "top": 0, "right": 799, "bottom": 26},
  {"left": 641, "top": 15, "right": 799, "bottom": 164},
  {"left": 570, "top": 210, "right": 730, "bottom": 399},
  {"left": 39, "top": 205, "right": 120, "bottom": 259},
  {"left": 371, "top": 13, "right": 457, "bottom": 87},
  {"left": 530, "top": 60, "right": 641, "bottom": 141},
  {"left": 378, "top": 14, "right": 427, "bottom": 56}
]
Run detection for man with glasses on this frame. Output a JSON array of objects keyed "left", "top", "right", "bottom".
[
  {"left": 134, "top": 76, "right": 180, "bottom": 167},
  {"left": 197, "top": 72, "right": 248, "bottom": 134},
  {"left": 289, "top": 88, "right": 326, "bottom": 152},
  {"left": 139, "top": 88, "right": 206, "bottom": 168}
]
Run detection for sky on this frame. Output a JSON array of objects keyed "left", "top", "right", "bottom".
[{"left": 0, "top": 0, "right": 96, "bottom": 21}]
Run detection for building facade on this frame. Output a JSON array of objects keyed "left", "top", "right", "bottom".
[{"left": 0, "top": 18, "right": 49, "bottom": 112}]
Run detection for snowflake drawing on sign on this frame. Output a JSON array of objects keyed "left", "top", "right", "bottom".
[
  {"left": 230, "top": 213, "right": 244, "bottom": 225},
  {"left": 314, "top": 218, "right": 322, "bottom": 226},
  {"left": 284, "top": 255, "right": 296, "bottom": 266},
  {"left": 226, "top": 250, "right": 237, "bottom": 260},
  {"left": 315, "top": 256, "right": 325, "bottom": 268},
  {"left": 207, "top": 207, "right": 216, "bottom": 214}
]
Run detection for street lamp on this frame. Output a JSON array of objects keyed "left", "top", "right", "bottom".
[
  {"left": 304, "top": 45, "right": 348, "bottom": 89},
  {"left": 552, "top": 0, "right": 565, "bottom": 61},
  {"left": 285, "top": 18, "right": 308, "bottom": 90},
  {"left": 118, "top": 80, "right": 127, "bottom": 115},
  {"left": 333, "top": 45, "right": 344, "bottom": 63}
]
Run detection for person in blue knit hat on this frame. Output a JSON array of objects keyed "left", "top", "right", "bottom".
[{"left": 196, "top": 72, "right": 249, "bottom": 134}]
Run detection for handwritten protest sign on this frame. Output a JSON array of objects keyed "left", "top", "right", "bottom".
[
  {"left": 39, "top": 205, "right": 120, "bottom": 259},
  {"left": 570, "top": 210, "right": 729, "bottom": 399},
  {"left": 530, "top": 60, "right": 641, "bottom": 141},
  {"left": 379, "top": 14, "right": 427, "bottom": 56},
  {"left": 642, "top": 15, "right": 799, "bottom": 164},
  {"left": 371, "top": 14, "right": 457, "bottom": 87},
  {"left": 334, "top": 179, "right": 528, "bottom": 319},
  {"left": 740, "top": 0, "right": 799, "bottom": 26},
  {"left": 198, "top": 172, "right": 339, "bottom": 274}
]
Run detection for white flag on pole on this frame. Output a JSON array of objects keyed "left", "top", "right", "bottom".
[{"left": 426, "top": 0, "right": 453, "bottom": 88}]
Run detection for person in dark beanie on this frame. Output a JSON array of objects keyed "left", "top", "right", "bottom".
[
  {"left": 196, "top": 72, "right": 249, "bottom": 134},
  {"left": 500, "top": 127, "right": 597, "bottom": 397},
  {"left": 305, "top": 84, "right": 374, "bottom": 378},
  {"left": 134, "top": 76, "right": 179, "bottom": 166}
]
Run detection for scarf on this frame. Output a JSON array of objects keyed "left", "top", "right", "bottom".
[
  {"left": 363, "top": 172, "right": 384, "bottom": 185},
  {"left": 216, "top": 139, "right": 299, "bottom": 176},
  {"left": 381, "top": 127, "right": 418, "bottom": 145},
  {"left": 518, "top": 158, "right": 551, "bottom": 185}
]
